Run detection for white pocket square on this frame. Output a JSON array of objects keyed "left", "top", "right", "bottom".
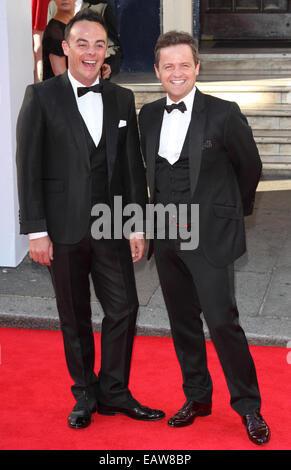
[{"left": 118, "top": 120, "right": 127, "bottom": 128}]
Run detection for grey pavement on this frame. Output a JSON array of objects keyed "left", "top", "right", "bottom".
[{"left": 1, "top": 177, "right": 291, "bottom": 347}]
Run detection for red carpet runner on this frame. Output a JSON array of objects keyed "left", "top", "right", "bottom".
[{"left": 0, "top": 327, "right": 290, "bottom": 450}]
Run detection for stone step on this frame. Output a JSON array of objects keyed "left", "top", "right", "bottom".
[
  {"left": 236, "top": 130, "right": 291, "bottom": 168},
  {"left": 232, "top": 105, "right": 291, "bottom": 131},
  {"left": 199, "top": 53, "right": 291, "bottom": 74},
  {"left": 198, "top": 50, "right": 291, "bottom": 82},
  {"left": 129, "top": 78, "right": 291, "bottom": 110},
  {"left": 133, "top": 90, "right": 291, "bottom": 112},
  {"left": 245, "top": 104, "right": 291, "bottom": 115},
  {"left": 244, "top": 104, "right": 291, "bottom": 129},
  {"left": 258, "top": 151, "right": 291, "bottom": 164},
  {"left": 199, "top": 82, "right": 291, "bottom": 107},
  {"left": 253, "top": 129, "right": 291, "bottom": 141},
  {"left": 198, "top": 71, "right": 291, "bottom": 80},
  {"left": 247, "top": 115, "right": 291, "bottom": 131}
]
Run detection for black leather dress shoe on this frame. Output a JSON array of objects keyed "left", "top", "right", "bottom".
[
  {"left": 242, "top": 411, "right": 270, "bottom": 445},
  {"left": 98, "top": 398, "right": 165, "bottom": 421},
  {"left": 168, "top": 400, "right": 212, "bottom": 428},
  {"left": 68, "top": 393, "right": 97, "bottom": 429}
]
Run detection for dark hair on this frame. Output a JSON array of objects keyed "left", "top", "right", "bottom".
[
  {"left": 154, "top": 30, "right": 199, "bottom": 66},
  {"left": 64, "top": 8, "right": 107, "bottom": 42}
]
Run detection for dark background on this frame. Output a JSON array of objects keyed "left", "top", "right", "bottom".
[{"left": 108, "top": 0, "right": 161, "bottom": 72}]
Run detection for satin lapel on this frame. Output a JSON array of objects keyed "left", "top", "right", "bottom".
[
  {"left": 58, "top": 72, "right": 90, "bottom": 170},
  {"left": 145, "top": 98, "right": 166, "bottom": 202},
  {"left": 189, "top": 88, "right": 207, "bottom": 197},
  {"left": 101, "top": 80, "right": 119, "bottom": 183}
]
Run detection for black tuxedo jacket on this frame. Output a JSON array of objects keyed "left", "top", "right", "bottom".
[
  {"left": 138, "top": 88, "right": 262, "bottom": 267},
  {"left": 16, "top": 71, "right": 147, "bottom": 244}
]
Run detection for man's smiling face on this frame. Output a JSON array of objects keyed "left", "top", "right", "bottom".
[
  {"left": 154, "top": 43, "right": 200, "bottom": 102},
  {"left": 62, "top": 20, "right": 108, "bottom": 86}
]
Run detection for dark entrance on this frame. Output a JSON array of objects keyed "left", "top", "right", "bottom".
[
  {"left": 200, "top": 0, "right": 291, "bottom": 44},
  {"left": 111, "top": 0, "right": 161, "bottom": 72}
]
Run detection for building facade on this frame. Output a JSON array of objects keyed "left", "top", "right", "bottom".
[
  {"left": 110, "top": 0, "right": 291, "bottom": 72},
  {"left": 1, "top": 0, "right": 291, "bottom": 266}
]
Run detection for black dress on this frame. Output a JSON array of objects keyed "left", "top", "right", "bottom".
[{"left": 42, "top": 19, "right": 67, "bottom": 81}]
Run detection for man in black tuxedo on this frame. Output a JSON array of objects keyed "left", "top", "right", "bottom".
[
  {"left": 16, "top": 8, "right": 164, "bottom": 429},
  {"left": 138, "top": 31, "right": 270, "bottom": 445}
]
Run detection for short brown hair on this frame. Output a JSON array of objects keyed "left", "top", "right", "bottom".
[
  {"left": 154, "top": 30, "right": 199, "bottom": 66},
  {"left": 64, "top": 8, "right": 107, "bottom": 43}
]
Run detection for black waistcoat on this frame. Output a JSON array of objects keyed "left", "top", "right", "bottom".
[
  {"left": 155, "top": 128, "right": 191, "bottom": 206},
  {"left": 82, "top": 119, "right": 110, "bottom": 206},
  {"left": 154, "top": 129, "right": 194, "bottom": 236}
]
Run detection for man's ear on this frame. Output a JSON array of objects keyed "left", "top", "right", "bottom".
[
  {"left": 62, "top": 40, "right": 69, "bottom": 57},
  {"left": 154, "top": 64, "right": 160, "bottom": 80},
  {"left": 195, "top": 60, "right": 200, "bottom": 76}
]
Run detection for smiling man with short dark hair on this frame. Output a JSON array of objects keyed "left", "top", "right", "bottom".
[
  {"left": 16, "top": 8, "right": 164, "bottom": 429},
  {"left": 139, "top": 30, "right": 270, "bottom": 446}
]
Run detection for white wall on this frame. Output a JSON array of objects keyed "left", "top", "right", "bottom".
[
  {"left": 0, "top": 0, "right": 33, "bottom": 266},
  {"left": 162, "top": 0, "right": 193, "bottom": 34}
]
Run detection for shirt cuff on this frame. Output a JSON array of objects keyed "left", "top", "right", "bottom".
[
  {"left": 28, "top": 232, "right": 48, "bottom": 240},
  {"left": 130, "top": 232, "right": 145, "bottom": 239}
]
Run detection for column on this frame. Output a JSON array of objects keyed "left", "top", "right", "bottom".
[
  {"left": 162, "top": 0, "right": 193, "bottom": 34},
  {"left": 0, "top": 0, "right": 33, "bottom": 266}
]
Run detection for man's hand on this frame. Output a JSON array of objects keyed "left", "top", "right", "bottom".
[
  {"left": 129, "top": 233, "right": 146, "bottom": 263},
  {"left": 29, "top": 235, "right": 53, "bottom": 266}
]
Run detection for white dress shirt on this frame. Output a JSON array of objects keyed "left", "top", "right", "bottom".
[
  {"left": 158, "top": 86, "right": 196, "bottom": 165},
  {"left": 68, "top": 70, "right": 103, "bottom": 147},
  {"left": 29, "top": 71, "right": 103, "bottom": 240}
]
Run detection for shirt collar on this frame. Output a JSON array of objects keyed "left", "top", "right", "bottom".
[
  {"left": 68, "top": 70, "right": 100, "bottom": 100},
  {"left": 166, "top": 86, "right": 196, "bottom": 114}
]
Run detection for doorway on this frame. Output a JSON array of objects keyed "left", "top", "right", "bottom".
[{"left": 112, "top": 0, "right": 161, "bottom": 72}]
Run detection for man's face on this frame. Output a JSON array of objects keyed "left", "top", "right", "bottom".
[
  {"left": 154, "top": 44, "right": 200, "bottom": 102},
  {"left": 54, "top": 0, "right": 75, "bottom": 11},
  {"left": 62, "top": 20, "right": 108, "bottom": 86}
]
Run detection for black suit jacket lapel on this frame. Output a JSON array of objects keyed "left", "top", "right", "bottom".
[
  {"left": 58, "top": 72, "right": 91, "bottom": 170},
  {"left": 145, "top": 98, "right": 165, "bottom": 202},
  {"left": 188, "top": 88, "right": 207, "bottom": 197},
  {"left": 58, "top": 74, "right": 119, "bottom": 183},
  {"left": 101, "top": 80, "right": 119, "bottom": 183}
]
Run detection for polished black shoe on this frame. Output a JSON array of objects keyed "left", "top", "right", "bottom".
[
  {"left": 242, "top": 411, "right": 270, "bottom": 445},
  {"left": 98, "top": 398, "right": 165, "bottom": 421},
  {"left": 68, "top": 393, "right": 97, "bottom": 429},
  {"left": 168, "top": 400, "right": 212, "bottom": 428}
]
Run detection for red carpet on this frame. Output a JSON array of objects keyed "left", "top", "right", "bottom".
[{"left": 0, "top": 327, "right": 290, "bottom": 450}]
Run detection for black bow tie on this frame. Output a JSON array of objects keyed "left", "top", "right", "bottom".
[
  {"left": 165, "top": 101, "right": 187, "bottom": 113},
  {"left": 77, "top": 83, "right": 103, "bottom": 97}
]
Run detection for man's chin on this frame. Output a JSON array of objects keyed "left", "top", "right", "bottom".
[
  {"left": 167, "top": 91, "right": 187, "bottom": 102},
  {"left": 79, "top": 72, "right": 100, "bottom": 86}
]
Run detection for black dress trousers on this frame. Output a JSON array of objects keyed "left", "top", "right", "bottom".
[
  {"left": 154, "top": 239, "right": 261, "bottom": 416},
  {"left": 49, "top": 233, "right": 139, "bottom": 407}
]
